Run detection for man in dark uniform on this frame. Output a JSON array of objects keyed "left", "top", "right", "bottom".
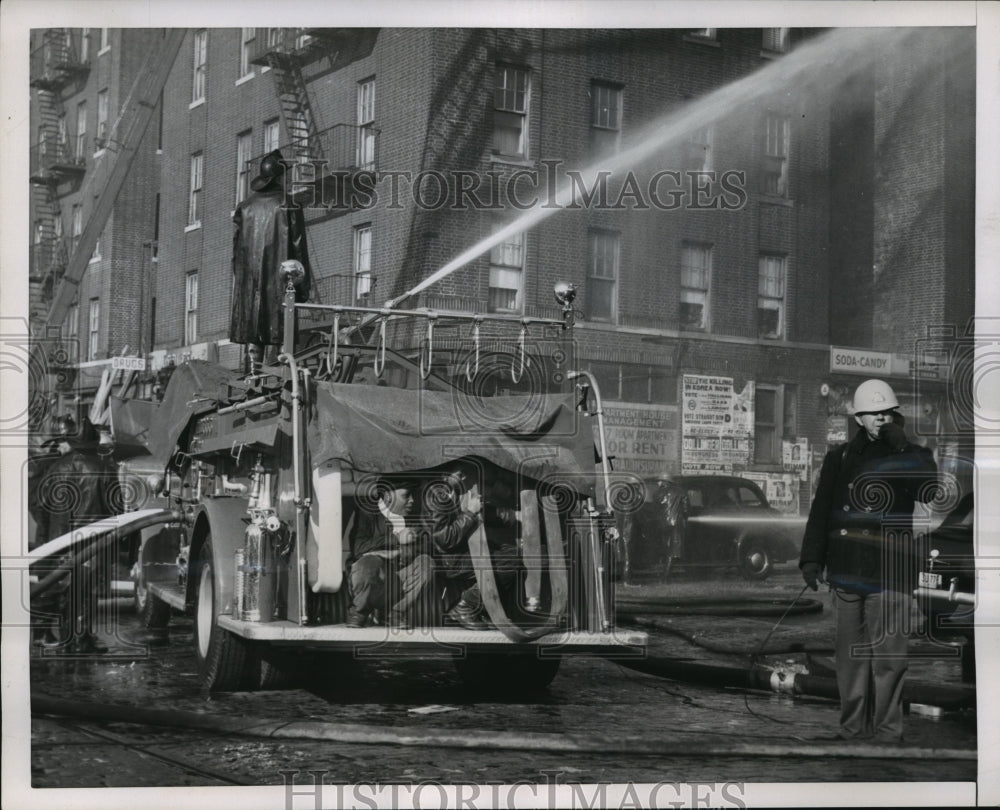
[
  {"left": 799, "top": 379, "right": 937, "bottom": 742},
  {"left": 346, "top": 478, "right": 434, "bottom": 629},
  {"left": 230, "top": 149, "right": 312, "bottom": 369},
  {"left": 428, "top": 464, "right": 521, "bottom": 630},
  {"left": 33, "top": 420, "right": 118, "bottom": 653}
]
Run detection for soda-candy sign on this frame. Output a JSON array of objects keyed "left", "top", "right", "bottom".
[{"left": 829, "top": 347, "right": 911, "bottom": 377}]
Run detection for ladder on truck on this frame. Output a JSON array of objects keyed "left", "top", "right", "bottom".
[{"left": 43, "top": 28, "right": 186, "bottom": 332}]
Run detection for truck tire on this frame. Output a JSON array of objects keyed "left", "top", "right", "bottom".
[
  {"left": 739, "top": 542, "right": 773, "bottom": 580},
  {"left": 454, "top": 653, "right": 561, "bottom": 693},
  {"left": 133, "top": 563, "right": 171, "bottom": 628},
  {"left": 193, "top": 536, "right": 252, "bottom": 691}
]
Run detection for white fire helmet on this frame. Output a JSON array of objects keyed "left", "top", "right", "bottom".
[{"left": 852, "top": 379, "right": 899, "bottom": 414}]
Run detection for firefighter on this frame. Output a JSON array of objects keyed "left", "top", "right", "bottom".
[
  {"left": 34, "top": 420, "right": 117, "bottom": 653},
  {"left": 230, "top": 148, "right": 312, "bottom": 370},
  {"left": 428, "top": 464, "right": 520, "bottom": 631},
  {"left": 345, "top": 477, "right": 434, "bottom": 629},
  {"left": 799, "top": 379, "right": 938, "bottom": 742}
]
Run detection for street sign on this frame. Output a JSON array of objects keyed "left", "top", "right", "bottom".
[{"left": 112, "top": 356, "right": 146, "bottom": 371}]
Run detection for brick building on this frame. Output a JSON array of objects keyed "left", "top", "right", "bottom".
[{"left": 29, "top": 27, "right": 975, "bottom": 510}]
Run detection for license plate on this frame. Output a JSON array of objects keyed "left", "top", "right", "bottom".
[{"left": 919, "top": 571, "right": 942, "bottom": 589}]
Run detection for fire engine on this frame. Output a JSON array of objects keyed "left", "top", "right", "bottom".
[{"left": 102, "top": 270, "right": 645, "bottom": 690}]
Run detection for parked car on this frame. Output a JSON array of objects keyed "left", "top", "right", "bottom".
[
  {"left": 617, "top": 474, "right": 801, "bottom": 581},
  {"left": 914, "top": 492, "right": 975, "bottom": 682},
  {"left": 677, "top": 475, "right": 801, "bottom": 579}
]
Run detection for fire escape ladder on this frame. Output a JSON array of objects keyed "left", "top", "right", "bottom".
[{"left": 265, "top": 53, "right": 323, "bottom": 163}]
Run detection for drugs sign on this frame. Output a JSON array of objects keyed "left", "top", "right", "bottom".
[{"left": 112, "top": 356, "right": 146, "bottom": 371}]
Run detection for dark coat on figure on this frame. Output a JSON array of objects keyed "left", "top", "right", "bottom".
[
  {"left": 799, "top": 426, "right": 937, "bottom": 594},
  {"left": 229, "top": 186, "right": 312, "bottom": 346}
]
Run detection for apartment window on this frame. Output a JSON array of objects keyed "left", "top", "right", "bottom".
[
  {"left": 690, "top": 28, "right": 718, "bottom": 40},
  {"left": 99, "top": 28, "right": 109, "bottom": 52},
  {"left": 755, "top": 385, "right": 782, "bottom": 464},
  {"left": 485, "top": 226, "right": 525, "bottom": 314},
  {"left": 75, "top": 101, "right": 87, "bottom": 161},
  {"left": 81, "top": 28, "right": 90, "bottom": 62},
  {"left": 295, "top": 31, "right": 313, "bottom": 50},
  {"left": 71, "top": 205, "right": 82, "bottom": 254},
  {"left": 65, "top": 302, "right": 79, "bottom": 340},
  {"left": 188, "top": 152, "right": 203, "bottom": 226},
  {"left": 185, "top": 272, "right": 199, "bottom": 344},
  {"left": 685, "top": 126, "right": 713, "bottom": 173},
  {"left": 590, "top": 81, "right": 622, "bottom": 154},
  {"left": 762, "top": 114, "right": 790, "bottom": 197},
  {"left": 240, "top": 28, "right": 255, "bottom": 78},
  {"left": 57, "top": 114, "right": 67, "bottom": 148},
  {"left": 586, "top": 229, "right": 619, "bottom": 322},
  {"left": 236, "top": 130, "right": 252, "bottom": 204},
  {"left": 680, "top": 242, "right": 711, "bottom": 330},
  {"left": 353, "top": 225, "right": 373, "bottom": 305},
  {"left": 96, "top": 88, "right": 109, "bottom": 149},
  {"left": 763, "top": 28, "right": 790, "bottom": 53},
  {"left": 88, "top": 298, "right": 100, "bottom": 361},
  {"left": 357, "top": 78, "right": 376, "bottom": 170},
  {"left": 493, "top": 65, "right": 530, "bottom": 158},
  {"left": 758, "top": 254, "right": 786, "bottom": 339},
  {"left": 263, "top": 118, "right": 280, "bottom": 155},
  {"left": 267, "top": 28, "right": 281, "bottom": 48},
  {"left": 192, "top": 29, "right": 207, "bottom": 103}
]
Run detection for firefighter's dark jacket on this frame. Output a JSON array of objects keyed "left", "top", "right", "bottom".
[
  {"left": 229, "top": 187, "right": 311, "bottom": 346},
  {"left": 350, "top": 507, "right": 426, "bottom": 567},
  {"left": 32, "top": 446, "right": 116, "bottom": 544},
  {"left": 799, "top": 427, "right": 938, "bottom": 594}
]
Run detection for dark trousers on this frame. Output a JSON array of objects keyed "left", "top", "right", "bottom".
[
  {"left": 349, "top": 553, "right": 434, "bottom": 617},
  {"left": 833, "top": 588, "right": 910, "bottom": 740},
  {"left": 443, "top": 545, "right": 521, "bottom": 612}
]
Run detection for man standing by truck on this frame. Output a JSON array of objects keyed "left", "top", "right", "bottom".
[{"left": 799, "top": 379, "right": 937, "bottom": 742}]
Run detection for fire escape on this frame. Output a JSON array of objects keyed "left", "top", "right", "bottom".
[
  {"left": 29, "top": 29, "right": 89, "bottom": 315},
  {"left": 248, "top": 28, "right": 380, "bottom": 207}
]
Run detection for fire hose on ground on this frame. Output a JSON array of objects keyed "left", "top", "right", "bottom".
[{"left": 30, "top": 693, "right": 974, "bottom": 761}]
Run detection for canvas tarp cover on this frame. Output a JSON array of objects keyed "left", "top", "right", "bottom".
[
  {"left": 307, "top": 382, "right": 596, "bottom": 492},
  {"left": 110, "top": 361, "right": 242, "bottom": 467}
]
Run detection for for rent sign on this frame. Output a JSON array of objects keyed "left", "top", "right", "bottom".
[{"left": 601, "top": 404, "right": 678, "bottom": 475}]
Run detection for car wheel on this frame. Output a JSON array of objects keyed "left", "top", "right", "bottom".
[
  {"left": 193, "top": 535, "right": 253, "bottom": 691},
  {"left": 739, "top": 542, "right": 773, "bottom": 580}
]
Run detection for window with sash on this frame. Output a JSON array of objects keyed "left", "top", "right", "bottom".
[
  {"left": 680, "top": 242, "right": 711, "bottom": 330},
  {"left": 590, "top": 81, "right": 622, "bottom": 154},
  {"left": 236, "top": 130, "right": 252, "bottom": 204},
  {"left": 185, "top": 272, "right": 199, "bottom": 344},
  {"left": 493, "top": 66, "right": 530, "bottom": 158},
  {"left": 761, "top": 114, "right": 790, "bottom": 196},
  {"left": 188, "top": 153, "right": 203, "bottom": 226},
  {"left": 357, "top": 78, "right": 376, "bottom": 170},
  {"left": 240, "top": 28, "right": 255, "bottom": 78},
  {"left": 354, "top": 225, "right": 373, "bottom": 305},
  {"left": 192, "top": 30, "right": 207, "bottom": 102},
  {"left": 586, "top": 229, "right": 619, "bottom": 322},
  {"left": 758, "top": 254, "right": 786, "bottom": 339},
  {"left": 488, "top": 226, "right": 525, "bottom": 314}
]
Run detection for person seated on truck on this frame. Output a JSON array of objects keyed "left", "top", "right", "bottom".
[
  {"left": 346, "top": 477, "right": 434, "bottom": 630},
  {"left": 428, "top": 464, "right": 521, "bottom": 631}
]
